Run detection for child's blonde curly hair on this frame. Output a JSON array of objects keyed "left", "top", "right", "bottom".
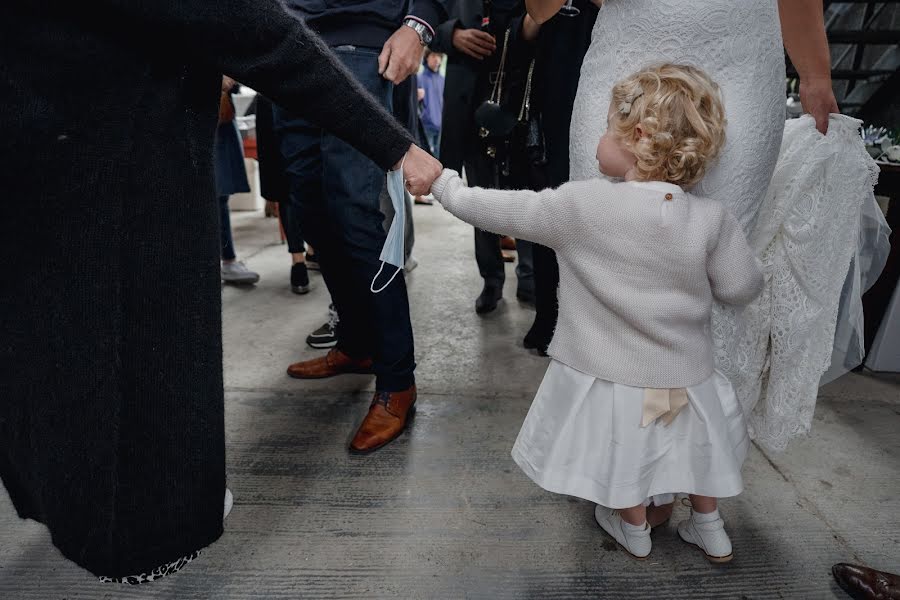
[{"left": 609, "top": 63, "right": 726, "bottom": 188}]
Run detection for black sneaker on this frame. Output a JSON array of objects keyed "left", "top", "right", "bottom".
[
  {"left": 291, "top": 263, "right": 311, "bottom": 295},
  {"left": 306, "top": 305, "right": 338, "bottom": 349},
  {"left": 305, "top": 252, "right": 320, "bottom": 271}
]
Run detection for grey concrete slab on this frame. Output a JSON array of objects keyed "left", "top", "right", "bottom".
[{"left": 2, "top": 204, "right": 898, "bottom": 599}]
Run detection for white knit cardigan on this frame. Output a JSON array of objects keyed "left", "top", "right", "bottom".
[{"left": 432, "top": 172, "right": 764, "bottom": 388}]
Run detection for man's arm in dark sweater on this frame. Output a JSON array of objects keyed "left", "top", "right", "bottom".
[
  {"left": 98, "top": 0, "right": 414, "bottom": 171},
  {"left": 431, "top": 17, "right": 461, "bottom": 56}
]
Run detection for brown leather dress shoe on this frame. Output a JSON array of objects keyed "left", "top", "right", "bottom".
[
  {"left": 349, "top": 385, "right": 417, "bottom": 454},
  {"left": 833, "top": 563, "right": 900, "bottom": 600},
  {"left": 286, "top": 348, "right": 373, "bottom": 379}
]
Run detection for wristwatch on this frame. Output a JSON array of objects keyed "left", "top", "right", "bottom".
[{"left": 403, "top": 17, "right": 434, "bottom": 46}]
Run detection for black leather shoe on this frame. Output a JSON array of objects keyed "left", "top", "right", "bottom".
[
  {"left": 475, "top": 284, "right": 503, "bottom": 314},
  {"left": 291, "top": 262, "right": 311, "bottom": 294}
]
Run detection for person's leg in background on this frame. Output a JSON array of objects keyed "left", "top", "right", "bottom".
[
  {"left": 524, "top": 0, "right": 598, "bottom": 351},
  {"left": 425, "top": 127, "right": 441, "bottom": 158},
  {"left": 215, "top": 119, "right": 259, "bottom": 286},
  {"left": 279, "top": 197, "right": 311, "bottom": 294},
  {"left": 219, "top": 195, "right": 236, "bottom": 262},
  {"left": 515, "top": 239, "right": 535, "bottom": 304},
  {"left": 466, "top": 152, "right": 506, "bottom": 314},
  {"left": 255, "top": 95, "right": 310, "bottom": 294},
  {"left": 524, "top": 243, "right": 558, "bottom": 354},
  {"left": 274, "top": 106, "right": 350, "bottom": 356}
]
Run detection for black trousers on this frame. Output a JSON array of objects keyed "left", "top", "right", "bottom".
[
  {"left": 465, "top": 148, "right": 534, "bottom": 291},
  {"left": 527, "top": 0, "right": 599, "bottom": 344}
]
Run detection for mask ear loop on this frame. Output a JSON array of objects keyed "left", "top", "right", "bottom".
[
  {"left": 370, "top": 152, "right": 408, "bottom": 294},
  {"left": 370, "top": 263, "right": 404, "bottom": 293}
]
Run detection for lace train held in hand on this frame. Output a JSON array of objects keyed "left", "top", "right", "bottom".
[{"left": 713, "top": 115, "right": 891, "bottom": 452}]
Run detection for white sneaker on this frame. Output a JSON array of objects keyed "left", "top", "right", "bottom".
[
  {"left": 221, "top": 260, "right": 260, "bottom": 285},
  {"left": 594, "top": 505, "right": 652, "bottom": 559},
  {"left": 224, "top": 488, "right": 234, "bottom": 520},
  {"left": 677, "top": 509, "right": 733, "bottom": 563}
]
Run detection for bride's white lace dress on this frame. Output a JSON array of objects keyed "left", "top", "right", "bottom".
[
  {"left": 569, "top": 0, "right": 890, "bottom": 451},
  {"left": 570, "top": 0, "right": 785, "bottom": 232}
]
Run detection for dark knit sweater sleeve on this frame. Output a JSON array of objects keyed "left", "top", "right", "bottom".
[
  {"left": 430, "top": 17, "right": 459, "bottom": 55},
  {"left": 407, "top": 0, "right": 446, "bottom": 33},
  {"left": 100, "top": 0, "right": 414, "bottom": 170}
]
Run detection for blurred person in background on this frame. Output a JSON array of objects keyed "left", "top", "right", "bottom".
[
  {"left": 217, "top": 76, "right": 260, "bottom": 285},
  {"left": 253, "top": 93, "right": 312, "bottom": 293},
  {"left": 415, "top": 50, "right": 445, "bottom": 205},
  {"left": 419, "top": 50, "right": 445, "bottom": 159},
  {"left": 431, "top": 0, "right": 537, "bottom": 314},
  {"left": 521, "top": 0, "right": 598, "bottom": 355}
]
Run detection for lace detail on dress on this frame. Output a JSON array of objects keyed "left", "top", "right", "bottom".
[{"left": 713, "top": 115, "right": 886, "bottom": 452}]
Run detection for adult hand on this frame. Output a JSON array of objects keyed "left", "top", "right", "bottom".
[
  {"left": 394, "top": 144, "right": 442, "bottom": 197},
  {"left": 452, "top": 28, "right": 496, "bottom": 60},
  {"left": 379, "top": 26, "right": 424, "bottom": 85},
  {"left": 800, "top": 77, "right": 839, "bottom": 135}
]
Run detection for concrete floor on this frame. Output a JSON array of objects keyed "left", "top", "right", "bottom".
[{"left": 2, "top": 203, "right": 899, "bottom": 599}]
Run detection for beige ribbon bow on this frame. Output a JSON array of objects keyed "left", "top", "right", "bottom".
[{"left": 641, "top": 388, "right": 689, "bottom": 427}]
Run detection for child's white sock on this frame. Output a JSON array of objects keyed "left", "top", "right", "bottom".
[
  {"left": 623, "top": 519, "right": 649, "bottom": 532},
  {"left": 692, "top": 508, "right": 721, "bottom": 524}
]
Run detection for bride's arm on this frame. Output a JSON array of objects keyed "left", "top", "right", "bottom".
[
  {"left": 778, "top": 0, "right": 839, "bottom": 134},
  {"left": 525, "top": 0, "right": 568, "bottom": 25}
]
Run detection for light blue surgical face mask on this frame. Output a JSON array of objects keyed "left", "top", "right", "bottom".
[{"left": 370, "top": 157, "right": 407, "bottom": 293}]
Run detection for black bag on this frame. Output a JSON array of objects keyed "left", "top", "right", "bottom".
[{"left": 474, "top": 28, "right": 535, "bottom": 142}]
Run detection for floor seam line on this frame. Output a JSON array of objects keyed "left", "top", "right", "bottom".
[{"left": 755, "top": 443, "right": 863, "bottom": 564}]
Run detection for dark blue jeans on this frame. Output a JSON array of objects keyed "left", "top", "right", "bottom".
[
  {"left": 273, "top": 46, "right": 415, "bottom": 392},
  {"left": 424, "top": 127, "right": 441, "bottom": 159}
]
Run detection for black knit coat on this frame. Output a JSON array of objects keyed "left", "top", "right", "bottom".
[{"left": 0, "top": 0, "right": 412, "bottom": 578}]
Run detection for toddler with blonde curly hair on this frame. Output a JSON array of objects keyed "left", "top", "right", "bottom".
[{"left": 432, "top": 63, "right": 763, "bottom": 562}]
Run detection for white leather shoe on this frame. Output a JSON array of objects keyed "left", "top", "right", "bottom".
[
  {"left": 677, "top": 510, "right": 733, "bottom": 563},
  {"left": 224, "top": 488, "right": 234, "bottom": 520},
  {"left": 594, "top": 505, "right": 652, "bottom": 559}
]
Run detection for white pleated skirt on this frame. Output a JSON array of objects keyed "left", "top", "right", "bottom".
[{"left": 511, "top": 360, "right": 750, "bottom": 510}]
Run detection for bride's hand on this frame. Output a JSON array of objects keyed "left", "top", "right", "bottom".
[{"left": 800, "top": 77, "right": 839, "bottom": 135}]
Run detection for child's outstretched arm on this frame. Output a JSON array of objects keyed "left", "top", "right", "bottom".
[
  {"left": 431, "top": 170, "right": 569, "bottom": 250},
  {"left": 707, "top": 206, "right": 765, "bottom": 306}
]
